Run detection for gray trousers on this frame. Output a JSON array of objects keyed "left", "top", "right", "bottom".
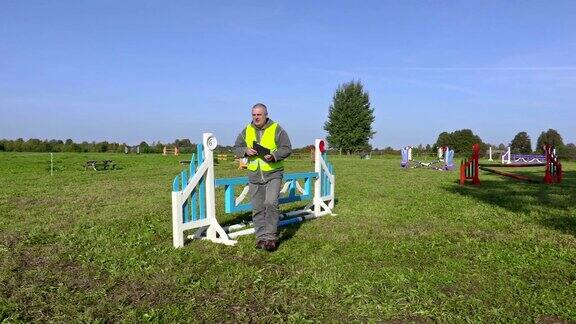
[{"left": 249, "top": 178, "right": 282, "bottom": 241}]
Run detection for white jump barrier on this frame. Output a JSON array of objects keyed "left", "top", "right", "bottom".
[
  {"left": 171, "top": 133, "right": 336, "bottom": 247},
  {"left": 501, "top": 146, "right": 553, "bottom": 165}
]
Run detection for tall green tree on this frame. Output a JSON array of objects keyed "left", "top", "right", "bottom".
[
  {"left": 324, "top": 81, "right": 375, "bottom": 154},
  {"left": 536, "top": 129, "right": 564, "bottom": 153},
  {"left": 510, "top": 131, "right": 532, "bottom": 153}
]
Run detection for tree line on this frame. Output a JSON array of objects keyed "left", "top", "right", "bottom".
[
  {"left": 433, "top": 128, "right": 576, "bottom": 159},
  {"left": 0, "top": 138, "right": 313, "bottom": 155},
  {"left": 0, "top": 138, "right": 201, "bottom": 154},
  {"left": 3, "top": 80, "right": 574, "bottom": 160},
  {"left": 323, "top": 81, "right": 575, "bottom": 160}
]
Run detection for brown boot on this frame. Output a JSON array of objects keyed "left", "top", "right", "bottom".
[
  {"left": 263, "top": 239, "right": 278, "bottom": 252},
  {"left": 256, "top": 240, "right": 266, "bottom": 250}
]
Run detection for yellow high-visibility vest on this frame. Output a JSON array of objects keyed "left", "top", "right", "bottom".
[{"left": 245, "top": 122, "right": 283, "bottom": 171}]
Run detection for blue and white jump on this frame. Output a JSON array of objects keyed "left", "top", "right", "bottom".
[{"left": 171, "top": 133, "right": 336, "bottom": 247}]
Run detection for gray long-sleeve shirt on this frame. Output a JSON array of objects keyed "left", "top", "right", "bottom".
[{"left": 234, "top": 118, "right": 292, "bottom": 184}]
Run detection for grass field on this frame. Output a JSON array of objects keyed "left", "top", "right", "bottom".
[{"left": 1, "top": 152, "right": 575, "bottom": 322}]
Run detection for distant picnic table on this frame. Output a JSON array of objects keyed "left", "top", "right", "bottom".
[{"left": 84, "top": 160, "right": 116, "bottom": 171}]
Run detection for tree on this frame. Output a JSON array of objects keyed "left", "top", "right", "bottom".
[
  {"left": 510, "top": 131, "right": 532, "bottom": 154},
  {"left": 324, "top": 81, "right": 375, "bottom": 154},
  {"left": 436, "top": 132, "right": 452, "bottom": 147},
  {"left": 536, "top": 129, "right": 564, "bottom": 153},
  {"left": 26, "top": 138, "right": 42, "bottom": 152},
  {"left": 94, "top": 141, "right": 108, "bottom": 152},
  {"left": 153, "top": 141, "right": 164, "bottom": 154},
  {"left": 174, "top": 138, "right": 193, "bottom": 154},
  {"left": 14, "top": 138, "right": 24, "bottom": 151},
  {"left": 563, "top": 143, "right": 576, "bottom": 160},
  {"left": 139, "top": 141, "right": 151, "bottom": 153},
  {"left": 47, "top": 139, "right": 63, "bottom": 152},
  {"left": 174, "top": 138, "right": 192, "bottom": 148},
  {"left": 435, "top": 129, "right": 484, "bottom": 156}
]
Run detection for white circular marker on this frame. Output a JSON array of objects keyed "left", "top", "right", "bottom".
[{"left": 206, "top": 136, "right": 218, "bottom": 150}]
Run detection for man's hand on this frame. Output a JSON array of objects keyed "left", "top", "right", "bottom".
[
  {"left": 264, "top": 154, "right": 275, "bottom": 162},
  {"left": 246, "top": 148, "right": 258, "bottom": 156}
]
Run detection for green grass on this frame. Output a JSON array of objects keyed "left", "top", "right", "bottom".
[{"left": 1, "top": 152, "right": 575, "bottom": 322}]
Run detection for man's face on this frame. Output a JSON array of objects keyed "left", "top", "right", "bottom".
[{"left": 252, "top": 107, "right": 267, "bottom": 128}]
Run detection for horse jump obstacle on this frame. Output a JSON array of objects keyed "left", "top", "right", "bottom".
[
  {"left": 460, "top": 144, "right": 482, "bottom": 185},
  {"left": 487, "top": 147, "right": 505, "bottom": 161},
  {"left": 217, "top": 154, "right": 231, "bottom": 161},
  {"left": 124, "top": 145, "right": 140, "bottom": 154},
  {"left": 460, "top": 144, "right": 562, "bottom": 185},
  {"left": 163, "top": 146, "right": 180, "bottom": 156},
  {"left": 400, "top": 146, "right": 413, "bottom": 168},
  {"left": 401, "top": 146, "right": 455, "bottom": 170},
  {"left": 500, "top": 147, "right": 553, "bottom": 165},
  {"left": 171, "top": 133, "right": 336, "bottom": 247}
]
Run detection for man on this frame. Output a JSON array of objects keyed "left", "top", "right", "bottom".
[{"left": 234, "top": 103, "right": 292, "bottom": 251}]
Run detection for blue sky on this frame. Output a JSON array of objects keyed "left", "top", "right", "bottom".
[{"left": 1, "top": 1, "right": 575, "bottom": 149}]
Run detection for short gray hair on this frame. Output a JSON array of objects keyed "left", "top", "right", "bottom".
[{"left": 252, "top": 103, "right": 268, "bottom": 114}]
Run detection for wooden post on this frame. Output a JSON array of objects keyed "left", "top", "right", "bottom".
[
  {"left": 460, "top": 160, "right": 465, "bottom": 185},
  {"left": 472, "top": 144, "right": 480, "bottom": 185},
  {"left": 543, "top": 145, "right": 553, "bottom": 184}
]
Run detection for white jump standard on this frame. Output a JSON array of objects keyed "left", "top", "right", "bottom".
[{"left": 171, "top": 133, "right": 336, "bottom": 247}]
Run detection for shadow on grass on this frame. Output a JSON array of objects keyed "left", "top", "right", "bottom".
[
  {"left": 445, "top": 170, "right": 576, "bottom": 236},
  {"left": 218, "top": 204, "right": 314, "bottom": 244},
  {"left": 278, "top": 221, "right": 303, "bottom": 246},
  {"left": 538, "top": 216, "right": 576, "bottom": 236}
]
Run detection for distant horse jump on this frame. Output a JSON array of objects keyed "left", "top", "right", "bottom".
[
  {"left": 401, "top": 146, "right": 455, "bottom": 171},
  {"left": 124, "top": 145, "right": 140, "bottom": 154},
  {"left": 460, "top": 144, "right": 562, "bottom": 185},
  {"left": 487, "top": 147, "right": 505, "bottom": 161},
  {"left": 500, "top": 146, "right": 553, "bottom": 165},
  {"left": 163, "top": 146, "right": 180, "bottom": 156}
]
